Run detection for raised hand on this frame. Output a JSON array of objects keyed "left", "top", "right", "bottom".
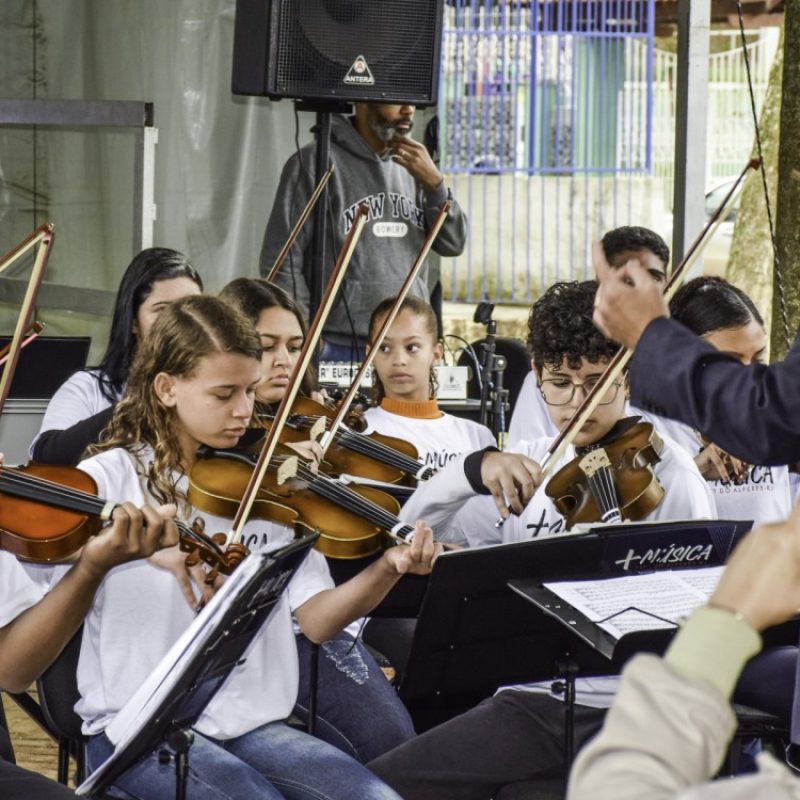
[
  {"left": 389, "top": 136, "right": 444, "bottom": 191},
  {"left": 383, "top": 520, "right": 442, "bottom": 576},
  {"left": 592, "top": 241, "right": 669, "bottom": 349},
  {"left": 695, "top": 442, "right": 750, "bottom": 484}
]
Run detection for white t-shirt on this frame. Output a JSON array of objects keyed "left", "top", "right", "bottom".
[
  {"left": 75, "top": 446, "right": 334, "bottom": 740},
  {"left": 0, "top": 551, "right": 46, "bottom": 630},
  {"left": 637, "top": 410, "right": 794, "bottom": 528},
  {"left": 363, "top": 406, "right": 496, "bottom": 471},
  {"left": 507, "top": 372, "right": 558, "bottom": 448},
  {"left": 29, "top": 370, "right": 117, "bottom": 458},
  {"left": 402, "top": 431, "right": 715, "bottom": 548}
]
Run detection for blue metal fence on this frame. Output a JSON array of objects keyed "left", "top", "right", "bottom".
[
  {"left": 441, "top": 1, "right": 654, "bottom": 175},
  {"left": 439, "top": 0, "right": 656, "bottom": 303}
]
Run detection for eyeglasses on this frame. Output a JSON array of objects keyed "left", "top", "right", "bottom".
[{"left": 538, "top": 377, "right": 623, "bottom": 407}]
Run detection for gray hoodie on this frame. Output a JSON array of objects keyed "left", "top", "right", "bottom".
[{"left": 260, "top": 115, "right": 467, "bottom": 346}]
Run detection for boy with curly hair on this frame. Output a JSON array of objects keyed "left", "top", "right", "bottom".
[{"left": 400, "top": 279, "right": 713, "bottom": 547}]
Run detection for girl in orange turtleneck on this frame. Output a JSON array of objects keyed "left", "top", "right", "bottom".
[{"left": 363, "top": 296, "right": 495, "bottom": 473}]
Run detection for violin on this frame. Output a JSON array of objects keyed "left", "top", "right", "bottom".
[
  {"left": 696, "top": 434, "right": 751, "bottom": 485},
  {"left": 545, "top": 420, "right": 664, "bottom": 531},
  {"left": 0, "top": 462, "right": 239, "bottom": 572},
  {"left": 256, "top": 396, "right": 434, "bottom": 486},
  {"left": 189, "top": 444, "right": 420, "bottom": 560}
]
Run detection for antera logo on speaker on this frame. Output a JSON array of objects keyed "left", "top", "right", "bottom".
[{"left": 344, "top": 55, "right": 375, "bottom": 86}]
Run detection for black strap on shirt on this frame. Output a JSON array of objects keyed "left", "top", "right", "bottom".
[{"left": 30, "top": 406, "right": 115, "bottom": 466}]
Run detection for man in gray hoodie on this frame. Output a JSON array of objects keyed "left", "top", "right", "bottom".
[{"left": 259, "top": 104, "right": 467, "bottom": 361}]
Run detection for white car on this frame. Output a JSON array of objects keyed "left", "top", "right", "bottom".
[{"left": 664, "top": 179, "right": 739, "bottom": 277}]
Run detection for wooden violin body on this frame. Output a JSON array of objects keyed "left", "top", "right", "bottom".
[
  {"left": 189, "top": 446, "right": 407, "bottom": 560},
  {"left": 0, "top": 464, "right": 102, "bottom": 562},
  {"left": 545, "top": 422, "right": 665, "bottom": 530},
  {"left": 0, "top": 462, "right": 238, "bottom": 572}
]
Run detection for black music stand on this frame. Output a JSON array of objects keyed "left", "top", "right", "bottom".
[
  {"left": 0, "top": 335, "right": 90, "bottom": 398},
  {"left": 506, "top": 576, "right": 696, "bottom": 767},
  {"left": 396, "top": 520, "right": 752, "bottom": 732},
  {"left": 76, "top": 535, "right": 318, "bottom": 800}
]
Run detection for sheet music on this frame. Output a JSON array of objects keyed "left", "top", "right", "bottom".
[{"left": 543, "top": 566, "right": 723, "bottom": 640}]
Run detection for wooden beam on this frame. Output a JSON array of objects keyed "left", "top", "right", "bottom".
[{"left": 726, "top": 12, "right": 785, "bottom": 26}]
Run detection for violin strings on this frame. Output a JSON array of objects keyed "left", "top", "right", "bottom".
[
  {"left": 0, "top": 470, "right": 108, "bottom": 515},
  {"left": 289, "top": 412, "right": 425, "bottom": 474},
  {"left": 291, "top": 463, "right": 414, "bottom": 540},
  {"left": 586, "top": 467, "right": 621, "bottom": 522},
  {"left": 265, "top": 410, "right": 428, "bottom": 478},
  {"left": 295, "top": 463, "right": 400, "bottom": 527},
  {"left": 336, "top": 429, "right": 426, "bottom": 474},
  {"left": 1, "top": 469, "right": 105, "bottom": 506}
]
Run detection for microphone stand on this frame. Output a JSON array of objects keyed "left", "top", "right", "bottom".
[
  {"left": 475, "top": 302, "right": 496, "bottom": 428},
  {"left": 492, "top": 355, "right": 509, "bottom": 449},
  {"left": 474, "top": 302, "right": 509, "bottom": 445}
]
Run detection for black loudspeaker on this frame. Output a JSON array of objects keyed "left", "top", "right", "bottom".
[{"left": 232, "top": 0, "right": 444, "bottom": 106}]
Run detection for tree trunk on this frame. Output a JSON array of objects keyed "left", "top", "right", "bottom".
[
  {"left": 725, "top": 27, "right": 783, "bottom": 339},
  {"left": 772, "top": 0, "right": 800, "bottom": 360}
]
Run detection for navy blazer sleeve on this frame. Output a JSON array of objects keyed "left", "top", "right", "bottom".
[{"left": 629, "top": 317, "right": 800, "bottom": 466}]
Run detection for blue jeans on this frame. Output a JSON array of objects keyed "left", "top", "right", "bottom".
[
  {"left": 294, "top": 632, "right": 415, "bottom": 762},
  {"left": 87, "top": 721, "right": 402, "bottom": 800}
]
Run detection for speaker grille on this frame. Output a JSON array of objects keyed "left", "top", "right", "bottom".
[{"left": 273, "top": 0, "right": 440, "bottom": 103}]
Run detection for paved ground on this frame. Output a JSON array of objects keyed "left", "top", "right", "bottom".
[{"left": 3, "top": 690, "right": 62, "bottom": 784}]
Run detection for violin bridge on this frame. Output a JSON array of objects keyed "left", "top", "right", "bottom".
[
  {"left": 309, "top": 416, "right": 327, "bottom": 441},
  {"left": 277, "top": 456, "right": 299, "bottom": 485},
  {"left": 578, "top": 449, "right": 612, "bottom": 477}
]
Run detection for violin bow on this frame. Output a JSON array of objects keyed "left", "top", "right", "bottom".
[
  {"left": 0, "top": 223, "right": 55, "bottom": 416},
  {"left": 225, "top": 204, "right": 370, "bottom": 548},
  {"left": 317, "top": 201, "right": 451, "bottom": 460},
  {"left": 538, "top": 157, "right": 759, "bottom": 482},
  {"left": 0, "top": 321, "right": 45, "bottom": 367},
  {"left": 264, "top": 164, "right": 335, "bottom": 284}
]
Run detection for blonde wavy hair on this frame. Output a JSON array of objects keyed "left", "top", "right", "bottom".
[{"left": 88, "top": 294, "right": 262, "bottom": 508}]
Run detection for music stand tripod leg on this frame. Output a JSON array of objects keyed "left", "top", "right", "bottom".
[
  {"left": 159, "top": 728, "right": 194, "bottom": 800},
  {"left": 555, "top": 658, "right": 579, "bottom": 771},
  {"left": 308, "top": 642, "right": 320, "bottom": 736}
]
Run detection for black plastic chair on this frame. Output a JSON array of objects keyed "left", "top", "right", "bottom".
[
  {"left": 723, "top": 703, "right": 791, "bottom": 776},
  {"left": 456, "top": 336, "right": 531, "bottom": 418},
  {"left": 36, "top": 628, "right": 86, "bottom": 785},
  {"left": 0, "top": 695, "right": 15, "bottom": 763}
]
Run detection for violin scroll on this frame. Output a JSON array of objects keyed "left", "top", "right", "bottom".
[{"left": 180, "top": 517, "right": 251, "bottom": 580}]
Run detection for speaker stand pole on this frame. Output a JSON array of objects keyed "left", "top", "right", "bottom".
[
  {"left": 295, "top": 100, "right": 353, "bottom": 364},
  {"left": 309, "top": 110, "right": 332, "bottom": 324}
]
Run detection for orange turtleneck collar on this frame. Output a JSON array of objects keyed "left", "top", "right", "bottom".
[{"left": 380, "top": 396, "right": 443, "bottom": 420}]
